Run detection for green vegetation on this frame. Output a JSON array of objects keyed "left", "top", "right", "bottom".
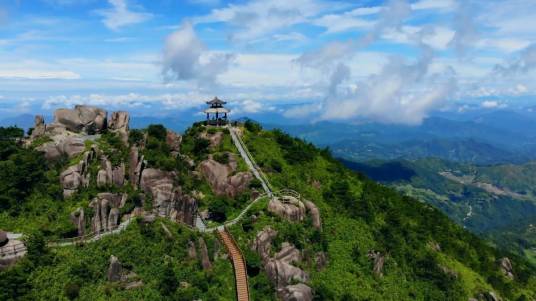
[
  {"left": 344, "top": 158, "right": 536, "bottom": 264},
  {"left": 1, "top": 219, "right": 235, "bottom": 300},
  {"left": 235, "top": 125, "right": 536, "bottom": 300},
  {"left": 1, "top": 123, "right": 536, "bottom": 300}
]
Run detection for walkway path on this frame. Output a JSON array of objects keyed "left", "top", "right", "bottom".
[
  {"left": 228, "top": 126, "right": 272, "bottom": 196},
  {"left": 218, "top": 228, "right": 250, "bottom": 301}
]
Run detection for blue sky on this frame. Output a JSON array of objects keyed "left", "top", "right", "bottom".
[{"left": 0, "top": 0, "right": 535, "bottom": 123}]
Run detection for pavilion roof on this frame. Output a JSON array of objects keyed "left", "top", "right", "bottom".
[{"left": 206, "top": 96, "right": 227, "bottom": 105}]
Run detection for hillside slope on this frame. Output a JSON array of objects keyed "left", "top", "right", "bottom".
[
  {"left": 0, "top": 110, "right": 535, "bottom": 300},
  {"left": 342, "top": 158, "right": 536, "bottom": 266}
]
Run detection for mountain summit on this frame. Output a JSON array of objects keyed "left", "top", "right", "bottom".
[{"left": 0, "top": 105, "right": 535, "bottom": 300}]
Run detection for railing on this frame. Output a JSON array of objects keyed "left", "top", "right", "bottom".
[
  {"left": 274, "top": 189, "right": 301, "bottom": 200},
  {"left": 228, "top": 126, "right": 274, "bottom": 195}
]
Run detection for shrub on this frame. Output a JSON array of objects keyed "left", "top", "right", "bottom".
[
  {"left": 213, "top": 152, "right": 229, "bottom": 165},
  {"left": 64, "top": 282, "right": 80, "bottom": 300},
  {"left": 249, "top": 178, "right": 262, "bottom": 189},
  {"left": 147, "top": 124, "right": 167, "bottom": 141},
  {"left": 128, "top": 129, "right": 144, "bottom": 145},
  {"left": 245, "top": 120, "right": 262, "bottom": 133}
]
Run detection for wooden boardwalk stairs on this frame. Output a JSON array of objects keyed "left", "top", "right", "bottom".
[{"left": 218, "top": 228, "right": 250, "bottom": 301}]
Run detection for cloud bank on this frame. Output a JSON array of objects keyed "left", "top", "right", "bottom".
[{"left": 161, "top": 22, "right": 235, "bottom": 88}]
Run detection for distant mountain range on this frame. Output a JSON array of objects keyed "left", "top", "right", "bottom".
[
  {"left": 342, "top": 157, "right": 536, "bottom": 265},
  {"left": 266, "top": 109, "right": 536, "bottom": 164}
]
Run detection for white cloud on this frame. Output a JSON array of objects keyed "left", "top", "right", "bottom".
[
  {"left": 481, "top": 100, "right": 507, "bottom": 109},
  {"left": 42, "top": 92, "right": 210, "bottom": 111},
  {"left": 161, "top": 22, "right": 235, "bottom": 87},
  {"left": 194, "top": 0, "right": 336, "bottom": 41},
  {"left": 411, "top": 0, "right": 456, "bottom": 11},
  {"left": 95, "top": 0, "right": 152, "bottom": 30},
  {"left": 0, "top": 70, "right": 80, "bottom": 80},
  {"left": 494, "top": 44, "right": 536, "bottom": 76}
]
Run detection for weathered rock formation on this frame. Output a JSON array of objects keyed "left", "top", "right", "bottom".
[
  {"left": 39, "top": 136, "right": 86, "bottom": 161},
  {"left": 198, "top": 237, "right": 212, "bottom": 270},
  {"left": 188, "top": 240, "right": 197, "bottom": 260},
  {"left": 278, "top": 284, "right": 313, "bottom": 301},
  {"left": 70, "top": 208, "right": 85, "bottom": 236},
  {"left": 107, "top": 255, "right": 123, "bottom": 282},
  {"left": 31, "top": 115, "right": 46, "bottom": 138},
  {"left": 129, "top": 146, "right": 144, "bottom": 188},
  {"left": 304, "top": 201, "right": 321, "bottom": 230},
  {"left": 96, "top": 157, "right": 125, "bottom": 188},
  {"left": 108, "top": 111, "right": 130, "bottom": 143},
  {"left": 499, "top": 257, "right": 514, "bottom": 279},
  {"left": 89, "top": 193, "right": 126, "bottom": 233},
  {"left": 252, "top": 226, "right": 278, "bottom": 260},
  {"left": 201, "top": 131, "right": 223, "bottom": 148},
  {"left": 60, "top": 146, "right": 98, "bottom": 198},
  {"left": 368, "top": 250, "right": 386, "bottom": 277},
  {"left": 252, "top": 227, "right": 312, "bottom": 301},
  {"left": 166, "top": 130, "right": 182, "bottom": 156},
  {"left": 140, "top": 168, "right": 198, "bottom": 226},
  {"left": 199, "top": 155, "right": 253, "bottom": 198},
  {"left": 54, "top": 105, "right": 107, "bottom": 134},
  {"left": 268, "top": 196, "right": 306, "bottom": 223}
]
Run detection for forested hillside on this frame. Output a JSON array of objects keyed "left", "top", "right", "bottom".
[
  {"left": 343, "top": 158, "right": 536, "bottom": 267},
  {"left": 0, "top": 109, "right": 535, "bottom": 300}
]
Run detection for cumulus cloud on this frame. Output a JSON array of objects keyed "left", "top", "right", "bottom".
[
  {"left": 290, "top": 0, "right": 457, "bottom": 125},
  {"left": 194, "top": 0, "right": 331, "bottom": 42},
  {"left": 95, "top": 0, "right": 152, "bottom": 30},
  {"left": 318, "top": 49, "right": 456, "bottom": 124},
  {"left": 448, "top": 1, "right": 478, "bottom": 57},
  {"left": 161, "top": 22, "right": 235, "bottom": 87},
  {"left": 494, "top": 44, "right": 536, "bottom": 76}
]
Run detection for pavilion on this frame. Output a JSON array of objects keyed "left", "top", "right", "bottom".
[{"left": 204, "top": 96, "right": 230, "bottom": 126}]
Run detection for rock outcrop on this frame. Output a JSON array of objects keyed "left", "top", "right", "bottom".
[
  {"left": 89, "top": 193, "right": 126, "bottom": 233},
  {"left": 268, "top": 196, "right": 306, "bottom": 223},
  {"left": 499, "top": 257, "right": 514, "bottom": 279},
  {"left": 252, "top": 227, "right": 312, "bottom": 300},
  {"left": 265, "top": 257, "right": 309, "bottom": 289},
  {"left": 278, "top": 284, "right": 313, "bottom": 301},
  {"left": 188, "top": 240, "right": 197, "bottom": 260},
  {"left": 140, "top": 168, "right": 198, "bottom": 226},
  {"left": 107, "top": 255, "right": 122, "bottom": 282},
  {"left": 60, "top": 147, "right": 97, "bottom": 198},
  {"left": 39, "top": 136, "right": 86, "bottom": 161},
  {"left": 54, "top": 105, "right": 107, "bottom": 134},
  {"left": 368, "top": 250, "right": 386, "bottom": 277},
  {"left": 304, "top": 201, "right": 321, "bottom": 230},
  {"left": 31, "top": 115, "right": 46, "bottom": 138},
  {"left": 199, "top": 155, "right": 253, "bottom": 198},
  {"left": 198, "top": 237, "right": 212, "bottom": 270},
  {"left": 70, "top": 208, "right": 85, "bottom": 236},
  {"left": 252, "top": 226, "right": 278, "bottom": 260},
  {"left": 108, "top": 111, "right": 129, "bottom": 143},
  {"left": 166, "top": 130, "right": 182, "bottom": 155},
  {"left": 129, "top": 146, "right": 144, "bottom": 188}
]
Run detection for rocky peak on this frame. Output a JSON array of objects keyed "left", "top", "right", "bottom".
[{"left": 53, "top": 105, "right": 107, "bottom": 134}]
